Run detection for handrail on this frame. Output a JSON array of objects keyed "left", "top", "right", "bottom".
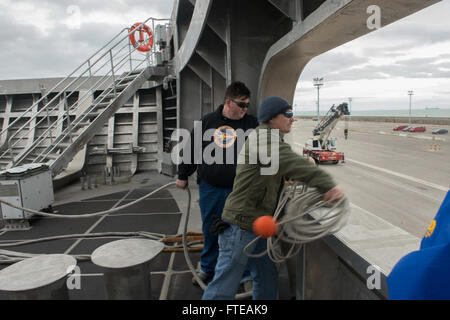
[
  {"left": 29, "top": 55, "right": 148, "bottom": 164},
  {"left": 0, "top": 42, "right": 131, "bottom": 161},
  {"left": 0, "top": 17, "right": 170, "bottom": 168},
  {"left": 33, "top": 66, "right": 147, "bottom": 164},
  {"left": 4, "top": 40, "right": 132, "bottom": 148},
  {"left": 0, "top": 17, "right": 166, "bottom": 137},
  {"left": 0, "top": 28, "right": 128, "bottom": 137},
  {"left": 13, "top": 38, "right": 154, "bottom": 165},
  {"left": 12, "top": 57, "right": 141, "bottom": 165}
]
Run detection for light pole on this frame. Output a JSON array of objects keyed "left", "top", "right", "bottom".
[
  {"left": 313, "top": 77, "right": 324, "bottom": 120},
  {"left": 348, "top": 97, "right": 353, "bottom": 115},
  {"left": 408, "top": 90, "right": 414, "bottom": 125}
]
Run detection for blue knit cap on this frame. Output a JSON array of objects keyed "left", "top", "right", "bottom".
[{"left": 257, "top": 96, "right": 292, "bottom": 123}]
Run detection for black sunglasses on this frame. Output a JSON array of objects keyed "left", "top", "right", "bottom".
[
  {"left": 282, "top": 111, "right": 294, "bottom": 118},
  {"left": 230, "top": 99, "right": 250, "bottom": 109}
]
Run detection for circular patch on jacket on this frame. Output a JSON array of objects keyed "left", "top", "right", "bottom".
[{"left": 213, "top": 126, "right": 237, "bottom": 148}]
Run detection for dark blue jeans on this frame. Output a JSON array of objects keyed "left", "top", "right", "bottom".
[
  {"left": 198, "top": 180, "right": 233, "bottom": 276},
  {"left": 202, "top": 224, "right": 278, "bottom": 300}
]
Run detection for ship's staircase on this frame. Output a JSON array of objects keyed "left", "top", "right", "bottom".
[{"left": 0, "top": 18, "right": 171, "bottom": 177}]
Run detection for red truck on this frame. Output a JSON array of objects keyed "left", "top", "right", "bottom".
[
  {"left": 303, "top": 138, "right": 345, "bottom": 164},
  {"left": 303, "top": 103, "right": 349, "bottom": 165}
]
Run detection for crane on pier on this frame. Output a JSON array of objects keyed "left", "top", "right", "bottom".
[{"left": 303, "top": 103, "right": 350, "bottom": 165}]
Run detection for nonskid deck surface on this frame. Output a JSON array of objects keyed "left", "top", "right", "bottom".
[{"left": 0, "top": 177, "right": 292, "bottom": 300}]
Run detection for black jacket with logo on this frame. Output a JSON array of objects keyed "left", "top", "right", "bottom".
[{"left": 177, "top": 105, "right": 258, "bottom": 188}]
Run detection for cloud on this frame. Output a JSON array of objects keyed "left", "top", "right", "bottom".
[
  {"left": 0, "top": 0, "right": 449, "bottom": 112},
  {"left": 0, "top": 0, "right": 174, "bottom": 80},
  {"left": 294, "top": 1, "right": 450, "bottom": 111},
  {"left": 316, "top": 54, "right": 450, "bottom": 82},
  {"left": 299, "top": 41, "right": 450, "bottom": 83},
  {"left": 299, "top": 51, "right": 369, "bottom": 81}
]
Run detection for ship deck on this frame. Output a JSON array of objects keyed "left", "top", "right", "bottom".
[
  {"left": 0, "top": 171, "right": 292, "bottom": 300},
  {"left": 0, "top": 119, "right": 449, "bottom": 300}
]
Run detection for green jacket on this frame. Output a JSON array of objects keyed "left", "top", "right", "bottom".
[{"left": 222, "top": 123, "right": 337, "bottom": 231}]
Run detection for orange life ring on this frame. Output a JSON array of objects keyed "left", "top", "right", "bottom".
[{"left": 129, "top": 22, "right": 154, "bottom": 52}]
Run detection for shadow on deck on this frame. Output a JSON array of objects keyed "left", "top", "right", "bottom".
[{"left": 0, "top": 172, "right": 292, "bottom": 300}]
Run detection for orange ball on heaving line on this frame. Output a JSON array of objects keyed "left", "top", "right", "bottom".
[{"left": 253, "top": 216, "right": 279, "bottom": 238}]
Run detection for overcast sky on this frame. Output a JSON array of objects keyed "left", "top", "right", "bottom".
[
  {"left": 296, "top": 0, "right": 450, "bottom": 112},
  {"left": 0, "top": 0, "right": 449, "bottom": 112},
  {"left": 0, "top": 0, "right": 172, "bottom": 80}
]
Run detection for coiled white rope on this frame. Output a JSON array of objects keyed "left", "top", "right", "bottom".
[
  {"left": 0, "top": 183, "right": 202, "bottom": 262},
  {"left": 180, "top": 187, "right": 251, "bottom": 299},
  {"left": 0, "top": 183, "right": 177, "bottom": 219},
  {"left": 244, "top": 182, "right": 350, "bottom": 263},
  {"left": 0, "top": 182, "right": 250, "bottom": 298}
]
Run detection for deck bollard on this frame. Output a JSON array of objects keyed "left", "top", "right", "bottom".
[
  {"left": 0, "top": 254, "right": 77, "bottom": 300},
  {"left": 91, "top": 239, "right": 164, "bottom": 300}
]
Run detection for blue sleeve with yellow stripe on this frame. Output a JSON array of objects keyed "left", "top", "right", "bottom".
[{"left": 387, "top": 190, "right": 450, "bottom": 299}]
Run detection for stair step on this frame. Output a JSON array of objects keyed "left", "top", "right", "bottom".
[
  {"left": 115, "top": 79, "right": 134, "bottom": 86},
  {"left": 116, "top": 83, "right": 130, "bottom": 89},
  {"left": 44, "top": 154, "right": 59, "bottom": 160},
  {"left": 9, "top": 126, "right": 29, "bottom": 131},
  {"left": 29, "top": 153, "right": 58, "bottom": 160},
  {"left": 95, "top": 101, "right": 111, "bottom": 106},
  {"left": 99, "top": 91, "right": 123, "bottom": 99},
  {"left": 94, "top": 94, "right": 117, "bottom": 103},
  {"left": 92, "top": 105, "right": 109, "bottom": 112},
  {"left": 58, "top": 143, "right": 71, "bottom": 149},
  {"left": 87, "top": 112, "right": 101, "bottom": 119},
  {"left": 128, "top": 69, "right": 143, "bottom": 75},
  {"left": 61, "top": 133, "right": 78, "bottom": 140},
  {"left": 75, "top": 122, "right": 90, "bottom": 128},
  {"left": 118, "top": 75, "right": 138, "bottom": 82}
]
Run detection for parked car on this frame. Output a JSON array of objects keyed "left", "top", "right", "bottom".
[
  {"left": 408, "top": 126, "right": 426, "bottom": 132},
  {"left": 432, "top": 128, "right": 448, "bottom": 135},
  {"left": 393, "top": 125, "right": 408, "bottom": 131},
  {"left": 402, "top": 126, "right": 413, "bottom": 132}
]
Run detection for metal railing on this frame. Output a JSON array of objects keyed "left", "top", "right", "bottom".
[{"left": 0, "top": 18, "right": 170, "bottom": 168}]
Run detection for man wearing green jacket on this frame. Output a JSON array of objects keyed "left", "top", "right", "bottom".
[{"left": 202, "top": 96, "right": 344, "bottom": 300}]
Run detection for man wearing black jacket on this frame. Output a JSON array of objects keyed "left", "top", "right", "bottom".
[{"left": 176, "top": 82, "right": 258, "bottom": 285}]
